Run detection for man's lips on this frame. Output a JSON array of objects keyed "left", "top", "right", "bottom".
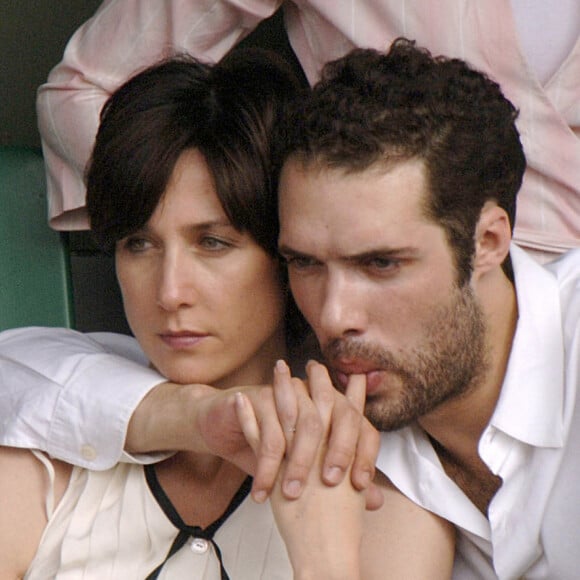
[
  {"left": 159, "top": 331, "right": 208, "bottom": 349},
  {"left": 332, "top": 359, "right": 385, "bottom": 395}
]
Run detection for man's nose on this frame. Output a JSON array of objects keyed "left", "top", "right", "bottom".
[{"left": 317, "top": 271, "right": 367, "bottom": 340}]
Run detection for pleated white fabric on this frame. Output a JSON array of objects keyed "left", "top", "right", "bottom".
[{"left": 25, "top": 452, "right": 292, "bottom": 579}]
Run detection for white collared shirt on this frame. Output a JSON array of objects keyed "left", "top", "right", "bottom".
[{"left": 377, "top": 245, "right": 580, "bottom": 579}]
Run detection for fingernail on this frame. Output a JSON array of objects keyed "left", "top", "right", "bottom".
[
  {"left": 283, "top": 479, "right": 302, "bottom": 498},
  {"left": 324, "top": 465, "right": 343, "bottom": 484},
  {"left": 253, "top": 490, "right": 267, "bottom": 504},
  {"left": 275, "top": 359, "right": 289, "bottom": 374},
  {"left": 234, "top": 391, "right": 245, "bottom": 408}
]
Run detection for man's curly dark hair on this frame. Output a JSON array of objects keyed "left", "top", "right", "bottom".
[{"left": 280, "top": 38, "right": 526, "bottom": 284}]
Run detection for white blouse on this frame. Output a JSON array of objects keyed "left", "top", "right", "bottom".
[{"left": 25, "top": 452, "right": 292, "bottom": 579}]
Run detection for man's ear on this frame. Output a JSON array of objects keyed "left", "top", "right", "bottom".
[{"left": 473, "top": 201, "right": 512, "bottom": 276}]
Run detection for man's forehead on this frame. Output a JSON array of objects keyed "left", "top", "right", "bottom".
[
  {"left": 279, "top": 156, "right": 429, "bottom": 210},
  {"left": 278, "top": 157, "right": 440, "bottom": 253}
]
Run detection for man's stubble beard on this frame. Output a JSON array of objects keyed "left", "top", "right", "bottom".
[{"left": 324, "top": 284, "right": 489, "bottom": 431}]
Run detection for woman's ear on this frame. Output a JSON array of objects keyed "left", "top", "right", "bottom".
[{"left": 472, "top": 201, "right": 512, "bottom": 276}]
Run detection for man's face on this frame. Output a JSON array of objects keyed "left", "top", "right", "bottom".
[{"left": 278, "top": 157, "right": 488, "bottom": 430}]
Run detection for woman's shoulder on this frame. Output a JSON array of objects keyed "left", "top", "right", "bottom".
[{"left": 0, "top": 447, "right": 62, "bottom": 577}]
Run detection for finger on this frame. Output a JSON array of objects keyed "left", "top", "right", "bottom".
[
  {"left": 234, "top": 392, "right": 260, "bottom": 454},
  {"left": 273, "top": 359, "right": 299, "bottom": 445},
  {"left": 281, "top": 377, "right": 323, "bottom": 499},
  {"left": 341, "top": 373, "right": 377, "bottom": 490},
  {"left": 250, "top": 389, "right": 287, "bottom": 503},
  {"left": 321, "top": 391, "right": 363, "bottom": 486},
  {"left": 344, "top": 373, "right": 366, "bottom": 412},
  {"left": 350, "top": 417, "right": 380, "bottom": 492},
  {"left": 305, "top": 360, "right": 335, "bottom": 429},
  {"left": 363, "top": 481, "right": 385, "bottom": 511}
]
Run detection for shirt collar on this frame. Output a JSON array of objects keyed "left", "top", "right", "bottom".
[{"left": 489, "top": 244, "right": 565, "bottom": 448}]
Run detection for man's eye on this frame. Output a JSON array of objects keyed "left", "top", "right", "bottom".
[
  {"left": 370, "top": 257, "right": 396, "bottom": 268},
  {"left": 364, "top": 256, "right": 401, "bottom": 272},
  {"left": 285, "top": 256, "right": 318, "bottom": 270}
]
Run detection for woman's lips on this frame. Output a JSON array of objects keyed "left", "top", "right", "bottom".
[{"left": 159, "top": 332, "right": 208, "bottom": 349}]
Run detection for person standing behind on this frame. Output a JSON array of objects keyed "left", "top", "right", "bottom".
[
  {"left": 38, "top": 0, "right": 580, "bottom": 263},
  {"left": 276, "top": 38, "right": 580, "bottom": 578}
]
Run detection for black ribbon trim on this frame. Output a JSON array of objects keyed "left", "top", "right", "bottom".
[{"left": 144, "top": 464, "right": 252, "bottom": 579}]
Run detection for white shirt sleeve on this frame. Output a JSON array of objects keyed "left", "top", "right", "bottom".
[
  {"left": 0, "top": 327, "right": 167, "bottom": 469},
  {"left": 37, "top": 0, "right": 282, "bottom": 230}
]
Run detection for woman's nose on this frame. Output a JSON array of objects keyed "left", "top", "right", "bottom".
[{"left": 155, "top": 252, "right": 197, "bottom": 312}]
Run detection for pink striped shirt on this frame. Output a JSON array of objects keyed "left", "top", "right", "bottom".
[{"left": 38, "top": 0, "right": 580, "bottom": 261}]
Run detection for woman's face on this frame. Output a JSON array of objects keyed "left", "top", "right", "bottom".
[{"left": 115, "top": 149, "right": 286, "bottom": 388}]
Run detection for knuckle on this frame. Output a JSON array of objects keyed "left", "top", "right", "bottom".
[
  {"left": 259, "top": 435, "right": 286, "bottom": 459},
  {"left": 277, "top": 407, "right": 297, "bottom": 426},
  {"left": 314, "top": 387, "right": 334, "bottom": 408},
  {"left": 287, "top": 451, "right": 313, "bottom": 472},
  {"left": 327, "top": 445, "right": 354, "bottom": 468},
  {"left": 299, "top": 411, "right": 323, "bottom": 438}
]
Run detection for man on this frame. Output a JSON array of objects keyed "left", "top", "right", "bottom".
[{"left": 275, "top": 39, "right": 580, "bottom": 578}]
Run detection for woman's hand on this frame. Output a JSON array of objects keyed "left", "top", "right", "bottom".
[
  {"left": 236, "top": 361, "right": 369, "bottom": 580},
  {"left": 129, "top": 362, "right": 381, "bottom": 507}
]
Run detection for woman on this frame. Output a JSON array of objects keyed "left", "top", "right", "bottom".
[{"left": 0, "top": 50, "right": 454, "bottom": 578}]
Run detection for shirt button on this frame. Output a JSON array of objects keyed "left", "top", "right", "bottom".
[
  {"left": 80, "top": 444, "right": 97, "bottom": 461},
  {"left": 190, "top": 538, "right": 209, "bottom": 554}
]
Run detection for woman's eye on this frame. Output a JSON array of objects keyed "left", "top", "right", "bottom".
[
  {"left": 199, "top": 236, "right": 231, "bottom": 251},
  {"left": 121, "top": 237, "right": 151, "bottom": 253}
]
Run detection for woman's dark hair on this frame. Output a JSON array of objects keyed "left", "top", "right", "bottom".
[
  {"left": 87, "top": 48, "right": 301, "bottom": 256},
  {"left": 86, "top": 48, "right": 310, "bottom": 354}
]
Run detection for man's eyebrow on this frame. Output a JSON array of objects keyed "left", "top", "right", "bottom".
[
  {"left": 277, "top": 244, "right": 306, "bottom": 257},
  {"left": 344, "top": 247, "right": 417, "bottom": 262},
  {"left": 278, "top": 244, "right": 418, "bottom": 261}
]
